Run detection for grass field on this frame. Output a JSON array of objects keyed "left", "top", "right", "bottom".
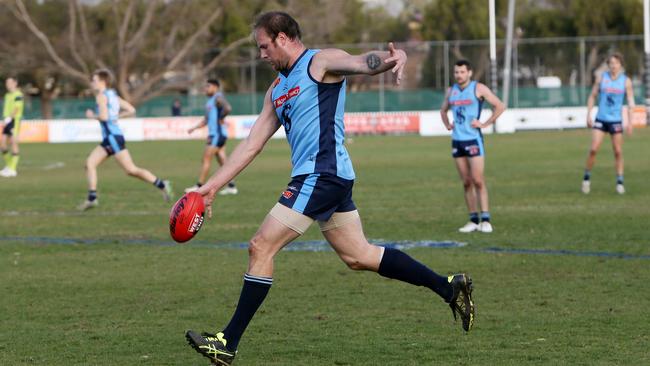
[{"left": 1, "top": 129, "right": 649, "bottom": 365}]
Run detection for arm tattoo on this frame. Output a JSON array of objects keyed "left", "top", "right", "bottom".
[{"left": 366, "top": 53, "right": 381, "bottom": 70}]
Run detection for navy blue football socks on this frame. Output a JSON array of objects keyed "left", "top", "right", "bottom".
[
  {"left": 481, "top": 211, "right": 491, "bottom": 223},
  {"left": 616, "top": 175, "right": 624, "bottom": 185},
  {"left": 87, "top": 190, "right": 97, "bottom": 202},
  {"left": 222, "top": 273, "right": 273, "bottom": 351},
  {"left": 469, "top": 212, "right": 479, "bottom": 224},
  {"left": 378, "top": 248, "right": 453, "bottom": 302},
  {"left": 153, "top": 178, "right": 165, "bottom": 189},
  {"left": 583, "top": 170, "right": 591, "bottom": 181}
]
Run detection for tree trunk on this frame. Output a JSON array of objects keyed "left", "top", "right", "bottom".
[{"left": 40, "top": 95, "right": 53, "bottom": 119}]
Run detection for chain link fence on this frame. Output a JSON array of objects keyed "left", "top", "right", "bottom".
[{"left": 18, "top": 35, "right": 648, "bottom": 119}]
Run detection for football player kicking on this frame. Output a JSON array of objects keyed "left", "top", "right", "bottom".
[{"left": 185, "top": 12, "right": 475, "bottom": 366}]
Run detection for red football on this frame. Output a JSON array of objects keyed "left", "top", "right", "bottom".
[{"left": 169, "top": 192, "right": 206, "bottom": 243}]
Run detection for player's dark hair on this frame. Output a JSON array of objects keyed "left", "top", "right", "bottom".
[
  {"left": 207, "top": 79, "right": 220, "bottom": 87},
  {"left": 93, "top": 69, "right": 114, "bottom": 87},
  {"left": 607, "top": 52, "right": 624, "bottom": 66},
  {"left": 455, "top": 60, "right": 472, "bottom": 71},
  {"left": 6, "top": 75, "right": 18, "bottom": 83},
  {"left": 254, "top": 11, "right": 301, "bottom": 41}
]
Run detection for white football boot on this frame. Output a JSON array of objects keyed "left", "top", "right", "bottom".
[
  {"left": 616, "top": 184, "right": 625, "bottom": 195},
  {"left": 581, "top": 180, "right": 591, "bottom": 194},
  {"left": 458, "top": 222, "right": 479, "bottom": 233},
  {"left": 77, "top": 199, "right": 98, "bottom": 211},
  {"left": 218, "top": 186, "right": 238, "bottom": 195},
  {"left": 479, "top": 221, "right": 493, "bottom": 233},
  {"left": 161, "top": 180, "right": 174, "bottom": 202},
  {"left": 0, "top": 168, "right": 17, "bottom": 177},
  {"left": 184, "top": 184, "right": 200, "bottom": 193}
]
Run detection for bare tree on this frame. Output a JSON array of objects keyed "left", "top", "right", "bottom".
[{"left": 5, "top": 0, "right": 251, "bottom": 111}]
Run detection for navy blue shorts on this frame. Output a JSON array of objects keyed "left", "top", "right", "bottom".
[
  {"left": 452, "top": 139, "right": 484, "bottom": 158},
  {"left": 278, "top": 173, "right": 356, "bottom": 221},
  {"left": 100, "top": 134, "right": 126, "bottom": 156},
  {"left": 593, "top": 119, "right": 623, "bottom": 134},
  {"left": 207, "top": 134, "right": 227, "bottom": 148},
  {"left": 2, "top": 119, "right": 15, "bottom": 136}
]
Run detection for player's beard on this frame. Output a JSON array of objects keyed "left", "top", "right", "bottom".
[
  {"left": 456, "top": 77, "right": 469, "bottom": 86},
  {"left": 269, "top": 58, "right": 289, "bottom": 73}
]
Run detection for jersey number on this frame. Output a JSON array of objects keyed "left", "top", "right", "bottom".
[
  {"left": 281, "top": 104, "right": 292, "bottom": 133},
  {"left": 455, "top": 106, "right": 466, "bottom": 125}
]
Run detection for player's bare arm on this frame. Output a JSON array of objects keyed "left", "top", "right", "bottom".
[
  {"left": 310, "top": 42, "right": 407, "bottom": 85},
  {"left": 586, "top": 75, "right": 601, "bottom": 127},
  {"left": 624, "top": 78, "right": 635, "bottom": 133},
  {"left": 86, "top": 93, "right": 107, "bottom": 120},
  {"left": 198, "top": 83, "right": 281, "bottom": 217},
  {"left": 117, "top": 97, "right": 136, "bottom": 118},
  {"left": 188, "top": 118, "right": 207, "bottom": 134},
  {"left": 216, "top": 96, "right": 232, "bottom": 124},
  {"left": 440, "top": 87, "right": 453, "bottom": 131},
  {"left": 471, "top": 83, "right": 505, "bottom": 128}
]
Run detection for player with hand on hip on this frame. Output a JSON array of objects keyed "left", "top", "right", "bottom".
[{"left": 440, "top": 60, "right": 505, "bottom": 233}]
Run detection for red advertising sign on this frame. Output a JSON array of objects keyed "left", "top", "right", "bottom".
[{"left": 344, "top": 112, "right": 420, "bottom": 134}]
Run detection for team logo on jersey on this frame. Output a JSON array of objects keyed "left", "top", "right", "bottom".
[
  {"left": 282, "top": 190, "right": 294, "bottom": 199},
  {"left": 603, "top": 87, "right": 624, "bottom": 94},
  {"left": 450, "top": 99, "right": 472, "bottom": 106},
  {"left": 274, "top": 86, "right": 300, "bottom": 108}
]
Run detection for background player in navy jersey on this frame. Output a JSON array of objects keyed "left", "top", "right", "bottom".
[
  {"left": 185, "top": 79, "right": 237, "bottom": 195},
  {"left": 185, "top": 12, "right": 475, "bottom": 365},
  {"left": 440, "top": 60, "right": 505, "bottom": 233},
  {"left": 77, "top": 69, "right": 173, "bottom": 211},
  {"left": 582, "top": 53, "right": 635, "bottom": 195}
]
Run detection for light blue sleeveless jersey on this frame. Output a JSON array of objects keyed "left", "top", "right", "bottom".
[
  {"left": 96, "top": 89, "right": 123, "bottom": 137},
  {"left": 271, "top": 49, "right": 354, "bottom": 180},
  {"left": 448, "top": 81, "right": 483, "bottom": 141},
  {"left": 596, "top": 72, "right": 626, "bottom": 122},
  {"left": 206, "top": 92, "right": 227, "bottom": 137}
]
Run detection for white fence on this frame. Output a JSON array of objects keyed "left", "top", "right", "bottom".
[{"left": 16, "top": 106, "right": 645, "bottom": 144}]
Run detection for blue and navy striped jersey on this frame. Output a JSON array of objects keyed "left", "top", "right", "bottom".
[
  {"left": 448, "top": 81, "right": 483, "bottom": 141},
  {"left": 271, "top": 49, "right": 354, "bottom": 180},
  {"left": 206, "top": 92, "right": 227, "bottom": 137},
  {"left": 596, "top": 72, "right": 626, "bottom": 122},
  {"left": 96, "top": 89, "right": 123, "bottom": 137}
]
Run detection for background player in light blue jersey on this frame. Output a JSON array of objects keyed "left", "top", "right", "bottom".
[
  {"left": 441, "top": 60, "right": 505, "bottom": 234},
  {"left": 185, "top": 12, "right": 475, "bottom": 366},
  {"left": 77, "top": 69, "right": 173, "bottom": 211},
  {"left": 185, "top": 79, "right": 237, "bottom": 195},
  {"left": 582, "top": 53, "right": 635, "bottom": 195}
]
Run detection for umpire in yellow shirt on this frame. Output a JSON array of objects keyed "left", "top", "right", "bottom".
[{"left": 1, "top": 76, "right": 24, "bottom": 177}]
